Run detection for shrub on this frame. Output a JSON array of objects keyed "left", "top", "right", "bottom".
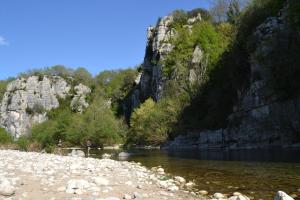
[
  {"left": 171, "top": 10, "right": 188, "bottom": 27},
  {"left": 188, "top": 8, "right": 212, "bottom": 21},
  {"left": 129, "top": 98, "right": 180, "bottom": 145},
  {"left": 26, "top": 103, "right": 45, "bottom": 115},
  {"left": 16, "top": 136, "right": 29, "bottom": 151},
  {"left": 0, "top": 128, "right": 13, "bottom": 144}
]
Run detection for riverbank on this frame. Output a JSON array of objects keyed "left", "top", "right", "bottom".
[
  {"left": 0, "top": 150, "right": 204, "bottom": 200},
  {"left": 0, "top": 150, "right": 296, "bottom": 200}
]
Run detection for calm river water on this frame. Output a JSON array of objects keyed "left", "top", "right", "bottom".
[{"left": 91, "top": 148, "right": 300, "bottom": 200}]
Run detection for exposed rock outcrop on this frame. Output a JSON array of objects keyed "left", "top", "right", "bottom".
[
  {"left": 71, "top": 83, "right": 91, "bottom": 113},
  {"left": 165, "top": 4, "right": 300, "bottom": 149},
  {"left": 124, "top": 12, "right": 206, "bottom": 119},
  {"left": 0, "top": 76, "right": 91, "bottom": 138}
]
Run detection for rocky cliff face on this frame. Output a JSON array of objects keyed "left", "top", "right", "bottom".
[
  {"left": 125, "top": 13, "right": 204, "bottom": 118},
  {"left": 166, "top": 4, "right": 300, "bottom": 149},
  {"left": 0, "top": 76, "right": 91, "bottom": 139}
]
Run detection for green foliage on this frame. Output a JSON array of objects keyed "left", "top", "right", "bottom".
[
  {"left": 227, "top": 0, "right": 241, "bottom": 25},
  {"left": 171, "top": 10, "right": 188, "bottom": 27},
  {"left": 0, "top": 128, "right": 13, "bottom": 144},
  {"left": 162, "top": 26, "right": 193, "bottom": 79},
  {"left": 18, "top": 65, "right": 94, "bottom": 87},
  {"left": 67, "top": 97, "right": 125, "bottom": 146},
  {"left": 31, "top": 98, "right": 72, "bottom": 148},
  {"left": 73, "top": 67, "right": 94, "bottom": 87},
  {"left": 25, "top": 103, "right": 45, "bottom": 115},
  {"left": 16, "top": 136, "right": 29, "bottom": 151},
  {"left": 30, "top": 94, "right": 125, "bottom": 149},
  {"left": 0, "top": 78, "right": 14, "bottom": 101},
  {"left": 191, "top": 22, "right": 227, "bottom": 67},
  {"left": 288, "top": 0, "right": 300, "bottom": 29},
  {"left": 95, "top": 68, "right": 138, "bottom": 115},
  {"left": 188, "top": 8, "right": 212, "bottom": 21},
  {"left": 162, "top": 21, "right": 231, "bottom": 88},
  {"left": 238, "top": 0, "right": 285, "bottom": 51},
  {"left": 129, "top": 98, "right": 181, "bottom": 145}
]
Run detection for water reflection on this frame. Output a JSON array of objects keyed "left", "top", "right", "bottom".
[{"left": 91, "top": 148, "right": 300, "bottom": 200}]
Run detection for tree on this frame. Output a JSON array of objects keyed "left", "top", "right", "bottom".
[
  {"left": 209, "top": 0, "right": 229, "bottom": 22},
  {"left": 129, "top": 98, "right": 180, "bottom": 145},
  {"left": 73, "top": 67, "right": 94, "bottom": 86},
  {"left": 227, "top": 0, "right": 241, "bottom": 25}
]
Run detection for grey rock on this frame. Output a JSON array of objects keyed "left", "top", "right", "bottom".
[
  {"left": 69, "top": 150, "right": 85, "bottom": 158},
  {"left": 0, "top": 178, "right": 15, "bottom": 196},
  {"left": 274, "top": 191, "right": 294, "bottom": 200},
  {"left": 118, "top": 152, "right": 130, "bottom": 159},
  {"left": 213, "top": 193, "right": 225, "bottom": 199},
  {"left": 105, "top": 198, "right": 121, "bottom": 200},
  {"left": 0, "top": 76, "right": 90, "bottom": 138},
  {"left": 71, "top": 83, "right": 91, "bottom": 113}
]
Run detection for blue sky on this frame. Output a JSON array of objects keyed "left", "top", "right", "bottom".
[{"left": 0, "top": 0, "right": 210, "bottom": 79}]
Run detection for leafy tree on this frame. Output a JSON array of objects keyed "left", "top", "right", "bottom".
[
  {"left": 171, "top": 10, "right": 188, "bottom": 26},
  {"left": 209, "top": 0, "right": 229, "bottom": 22},
  {"left": 188, "top": 8, "right": 212, "bottom": 21},
  {"left": 227, "top": 0, "right": 241, "bottom": 25},
  {"left": 129, "top": 98, "right": 180, "bottom": 145},
  {"left": 73, "top": 67, "right": 94, "bottom": 87}
]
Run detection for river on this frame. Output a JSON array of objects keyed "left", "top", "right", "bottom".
[{"left": 90, "top": 148, "right": 300, "bottom": 200}]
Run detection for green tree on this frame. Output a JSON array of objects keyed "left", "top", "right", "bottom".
[
  {"left": 227, "top": 0, "right": 241, "bottom": 25},
  {"left": 129, "top": 98, "right": 180, "bottom": 145},
  {"left": 73, "top": 67, "right": 94, "bottom": 86}
]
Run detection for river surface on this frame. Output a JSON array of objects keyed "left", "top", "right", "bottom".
[{"left": 91, "top": 148, "right": 300, "bottom": 200}]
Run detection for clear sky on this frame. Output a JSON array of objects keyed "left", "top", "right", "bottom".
[{"left": 0, "top": 0, "right": 210, "bottom": 79}]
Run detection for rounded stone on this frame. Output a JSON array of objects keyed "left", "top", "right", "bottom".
[{"left": 199, "top": 190, "right": 208, "bottom": 195}]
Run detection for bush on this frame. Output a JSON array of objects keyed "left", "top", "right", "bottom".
[
  {"left": 26, "top": 103, "right": 45, "bottom": 115},
  {"left": 129, "top": 98, "right": 180, "bottom": 145},
  {"left": 30, "top": 95, "right": 125, "bottom": 148},
  {"left": 171, "top": 10, "right": 188, "bottom": 26},
  {"left": 188, "top": 8, "right": 212, "bottom": 21},
  {"left": 0, "top": 128, "right": 13, "bottom": 144},
  {"left": 16, "top": 136, "right": 29, "bottom": 151}
]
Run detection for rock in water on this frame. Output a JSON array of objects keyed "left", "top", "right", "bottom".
[
  {"left": 69, "top": 149, "right": 85, "bottom": 157},
  {"left": 118, "top": 152, "right": 130, "bottom": 159},
  {"left": 213, "top": 193, "right": 225, "bottom": 199},
  {"left": 0, "top": 178, "right": 15, "bottom": 196},
  {"left": 102, "top": 153, "right": 112, "bottom": 159},
  {"left": 274, "top": 191, "right": 294, "bottom": 200}
]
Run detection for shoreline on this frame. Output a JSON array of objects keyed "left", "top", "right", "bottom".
[
  {"left": 0, "top": 150, "right": 294, "bottom": 200},
  {"left": 0, "top": 150, "right": 203, "bottom": 200}
]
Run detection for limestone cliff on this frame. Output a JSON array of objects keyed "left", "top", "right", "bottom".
[
  {"left": 166, "top": 4, "right": 300, "bottom": 149},
  {"left": 124, "top": 13, "right": 204, "bottom": 119},
  {"left": 0, "top": 76, "right": 91, "bottom": 138}
]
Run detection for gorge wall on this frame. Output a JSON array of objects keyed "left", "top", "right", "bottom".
[
  {"left": 0, "top": 76, "right": 91, "bottom": 139},
  {"left": 166, "top": 4, "right": 300, "bottom": 149},
  {"left": 124, "top": 13, "right": 205, "bottom": 120},
  {"left": 126, "top": 3, "right": 300, "bottom": 148}
]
